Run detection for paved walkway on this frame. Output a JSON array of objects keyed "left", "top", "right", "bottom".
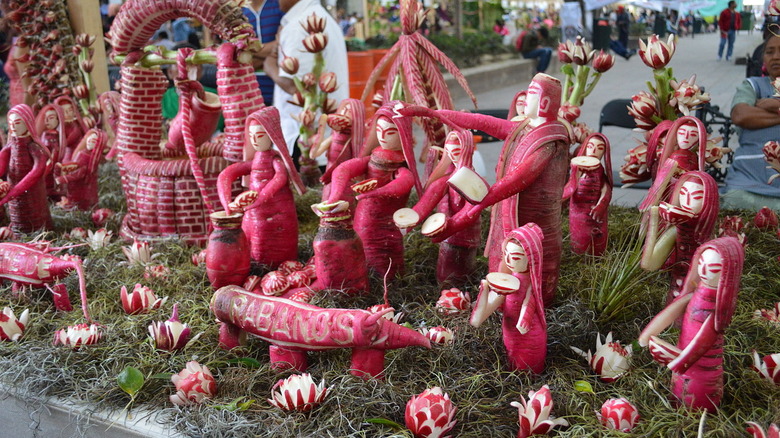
[{"left": 450, "top": 30, "right": 763, "bottom": 207}]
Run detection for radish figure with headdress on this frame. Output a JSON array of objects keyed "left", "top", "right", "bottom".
[
  {"left": 470, "top": 223, "right": 547, "bottom": 373},
  {"left": 394, "top": 123, "right": 482, "bottom": 286},
  {"left": 54, "top": 128, "right": 107, "bottom": 210},
  {"left": 642, "top": 170, "right": 719, "bottom": 303},
  {"left": 562, "top": 132, "right": 613, "bottom": 256},
  {"left": 216, "top": 107, "right": 306, "bottom": 269},
  {"left": 322, "top": 101, "right": 422, "bottom": 279},
  {"left": 35, "top": 103, "right": 67, "bottom": 199},
  {"left": 0, "top": 104, "right": 53, "bottom": 232},
  {"left": 312, "top": 98, "right": 366, "bottom": 201},
  {"left": 639, "top": 236, "right": 743, "bottom": 412}
]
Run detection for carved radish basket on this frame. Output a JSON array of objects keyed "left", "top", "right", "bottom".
[{"left": 108, "top": 0, "right": 263, "bottom": 245}]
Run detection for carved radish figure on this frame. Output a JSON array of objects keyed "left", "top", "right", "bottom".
[
  {"left": 216, "top": 107, "right": 305, "bottom": 269},
  {"left": 639, "top": 236, "right": 744, "bottom": 412},
  {"left": 312, "top": 98, "right": 365, "bottom": 200},
  {"left": 642, "top": 171, "right": 719, "bottom": 302},
  {"left": 54, "top": 129, "right": 106, "bottom": 210},
  {"left": 323, "top": 103, "right": 421, "bottom": 279},
  {"left": 0, "top": 242, "right": 91, "bottom": 322},
  {"left": 34, "top": 103, "right": 67, "bottom": 199},
  {"left": 54, "top": 96, "right": 87, "bottom": 163},
  {"left": 562, "top": 133, "right": 612, "bottom": 255},
  {"left": 470, "top": 223, "right": 546, "bottom": 373},
  {"left": 0, "top": 105, "right": 53, "bottom": 233},
  {"left": 395, "top": 126, "right": 481, "bottom": 286},
  {"left": 211, "top": 285, "right": 431, "bottom": 378}
]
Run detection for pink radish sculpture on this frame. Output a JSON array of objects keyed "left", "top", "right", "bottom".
[
  {"left": 323, "top": 103, "right": 421, "bottom": 279},
  {"left": 313, "top": 98, "right": 366, "bottom": 200},
  {"left": 562, "top": 133, "right": 612, "bottom": 256},
  {"left": 639, "top": 236, "right": 744, "bottom": 412},
  {"left": 211, "top": 285, "right": 431, "bottom": 378},
  {"left": 217, "top": 107, "right": 305, "bottom": 269},
  {"left": 54, "top": 96, "right": 87, "bottom": 163},
  {"left": 99, "top": 92, "right": 121, "bottom": 159},
  {"left": 34, "top": 103, "right": 67, "bottom": 199},
  {"left": 54, "top": 129, "right": 106, "bottom": 210},
  {"left": 395, "top": 127, "right": 481, "bottom": 286},
  {"left": 642, "top": 171, "right": 719, "bottom": 302},
  {"left": 303, "top": 201, "right": 369, "bottom": 295},
  {"left": 0, "top": 105, "right": 53, "bottom": 233},
  {"left": 406, "top": 74, "right": 571, "bottom": 305},
  {"left": 639, "top": 116, "right": 707, "bottom": 212},
  {"left": 470, "top": 223, "right": 547, "bottom": 373}
]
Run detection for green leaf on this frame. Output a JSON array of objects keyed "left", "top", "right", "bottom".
[
  {"left": 214, "top": 397, "right": 256, "bottom": 412},
  {"left": 574, "top": 380, "right": 594, "bottom": 393},
  {"left": 226, "top": 357, "right": 262, "bottom": 368},
  {"left": 117, "top": 367, "right": 144, "bottom": 397},
  {"left": 365, "top": 418, "right": 404, "bottom": 429}
]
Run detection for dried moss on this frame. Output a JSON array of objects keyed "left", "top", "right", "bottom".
[{"left": 0, "top": 162, "right": 779, "bottom": 437}]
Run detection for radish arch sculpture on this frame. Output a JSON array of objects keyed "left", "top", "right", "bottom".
[{"left": 108, "top": 0, "right": 264, "bottom": 245}]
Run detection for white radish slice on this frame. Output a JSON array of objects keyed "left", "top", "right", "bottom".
[
  {"left": 571, "top": 156, "right": 600, "bottom": 171},
  {"left": 486, "top": 272, "right": 520, "bottom": 295},
  {"left": 394, "top": 208, "right": 419, "bottom": 228},
  {"left": 448, "top": 167, "right": 489, "bottom": 204},
  {"left": 229, "top": 190, "right": 259, "bottom": 211},
  {"left": 421, "top": 213, "right": 446, "bottom": 236}
]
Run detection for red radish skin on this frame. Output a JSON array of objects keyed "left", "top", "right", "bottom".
[
  {"left": 318, "top": 98, "right": 365, "bottom": 200},
  {"left": 206, "top": 211, "right": 251, "bottom": 289},
  {"left": 503, "top": 273, "right": 546, "bottom": 373},
  {"left": 211, "top": 285, "right": 431, "bottom": 378},
  {"left": 561, "top": 133, "right": 612, "bottom": 256},
  {"left": 55, "top": 129, "right": 107, "bottom": 211},
  {"left": 0, "top": 105, "right": 53, "bottom": 233},
  {"left": 54, "top": 96, "right": 87, "bottom": 163},
  {"left": 35, "top": 103, "right": 67, "bottom": 199}
]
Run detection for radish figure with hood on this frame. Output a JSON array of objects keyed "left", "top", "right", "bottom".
[
  {"left": 323, "top": 102, "right": 421, "bottom": 279},
  {"left": 0, "top": 104, "right": 53, "bottom": 232},
  {"left": 55, "top": 128, "right": 107, "bottom": 210},
  {"left": 562, "top": 132, "right": 613, "bottom": 256},
  {"left": 470, "top": 223, "right": 547, "bottom": 373},
  {"left": 216, "top": 107, "right": 306, "bottom": 269},
  {"left": 639, "top": 236, "right": 743, "bottom": 412},
  {"left": 312, "top": 98, "right": 366, "bottom": 201}
]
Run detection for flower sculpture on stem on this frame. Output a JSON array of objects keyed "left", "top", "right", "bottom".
[
  {"left": 120, "top": 284, "right": 167, "bottom": 315},
  {"left": 170, "top": 361, "right": 216, "bottom": 406},
  {"left": 148, "top": 304, "right": 191, "bottom": 351},
  {"left": 571, "top": 332, "right": 633, "bottom": 382},
  {"left": 558, "top": 37, "right": 615, "bottom": 110},
  {"left": 267, "top": 373, "right": 328, "bottom": 412},
  {"left": 597, "top": 398, "right": 640, "bottom": 432},
  {"left": 0, "top": 307, "right": 29, "bottom": 341},
  {"left": 752, "top": 351, "right": 780, "bottom": 385},
  {"left": 746, "top": 421, "right": 780, "bottom": 438},
  {"left": 510, "top": 385, "right": 569, "bottom": 438},
  {"left": 669, "top": 75, "right": 710, "bottom": 116},
  {"left": 405, "top": 387, "right": 457, "bottom": 438},
  {"left": 637, "top": 34, "right": 679, "bottom": 122}
]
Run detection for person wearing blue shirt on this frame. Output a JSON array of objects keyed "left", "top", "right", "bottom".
[{"left": 243, "top": 0, "right": 283, "bottom": 106}]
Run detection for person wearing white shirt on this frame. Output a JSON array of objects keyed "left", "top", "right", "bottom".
[{"left": 264, "top": 0, "right": 349, "bottom": 158}]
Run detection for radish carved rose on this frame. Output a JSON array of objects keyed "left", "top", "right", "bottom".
[
  {"left": 571, "top": 332, "right": 632, "bottom": 382},
  {"left": 405, "top": 387, "right": 457, "bottom": 438},
  {"left": 752, "top": 350, "right": 780, "bottom": 386},
  {"left": 419, "top": 326, "right": 455, "bottom": 345},
  {"left": 511, "top": 385, "right": 569, "bottom": 438},
  {"left": 746, "top": 421, "right": 780, "bottom": 438},
  {"left": 53, "top": 323, "right": 102, "bottom": 349},
  {"left": 435, "top": 288, "right": 471, "bottom": 315},
  {"left": 148, "top": 304, "right": 191, "bottom": 351},
  {"left": 170, "top": 361, "right": 216, "bottom": 406},
  {"left": 0, "top": 307, "right": 29, "bottom": 342},
  {"left": 638, "top": 34, "right": 676, "bottom": 69},
  {"left": 120, "top": 284, "right": 167, "bottom": 315},
  {"left": 268, "top": 373, "right": 328, "bottom": 412},
  {"left": 597, "top": 398, "right": 640, "bottom": 432}
]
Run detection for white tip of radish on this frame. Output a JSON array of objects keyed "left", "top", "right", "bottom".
[
  {"left": 393, "top": 208, "right": 419, "bottom": 229},
  {"left": 421, "top": 213, "right": 446, "bottom": 237},
  {"left": 485, "top": 272, "right": 520, "bottom": 295},
  {"left": 448, "top": 167, "right": 489, "bottom": 204}
]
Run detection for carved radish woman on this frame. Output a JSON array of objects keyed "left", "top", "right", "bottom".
[
  {"left": 34, "top": 103, "right": 67, "bottom": 198},
  {"left": 54, "top": 129, "right": 106, "bottom": 210},
  {"left": 54, "top": 96, "right": 87, "bottom": 162},
  {"left": 407, "top": 74, "right": 570, "bottom": 305},
  {"left": 642, "top": 171, "right": 719, "bottom": 302},
  {"left": 323, "top": 102, "right": 421, "bottom": 279},
  {"left": 0, "top": 105, "right": 53, "bottom": 232},
  {"left": 640, "top": 116, "right": 707, "bottom": 212},
  {"left": 639, "top": 236, "right": 744, "bottom": 412},
  {"left": 312, "top": 98, "right": 366, "bottom": 200},
  {"left": 216, "top": 107, "right": 306, "bottom": 269},
  {"left": 562, "top": 133, "right": 612, "bottom": 256},
  {"left": 470, "top": 223, "right": 546, "bottom": 373},
  {"left": 394, "top": 127, "right": 481, "bottom": 286},
  {"left": 99, "top": 92, "right": 121, "bottom": 160}
]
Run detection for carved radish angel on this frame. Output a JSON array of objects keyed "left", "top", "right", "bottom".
[
  {"left": 562, "top": 132, "right": 612, "bottom": 256},
  {"left": 639, "top": 236, "right": 744, "bottom": 412},
  {"left": 642, "top": 171, "right": 719, "bottom": 302},
  {"left": 323, "top": 102, "right": 421, "bottom": 279},
  {"left": 470, "top": 223, "right": 546, "bottom": 373},
  {"left": 410, "top": 74, "right": 571, "bottom": 305},
  {"left": 0, "top": 105, "right": 53, "bottom": 233},
  {"left": 394, "top": 127, "right": 482, "bottom": 286},
  {"left": 216, "top": 107, "right": 306, "bottom": 269},
  {"left": 54, "top": 129, "right": 107, "bottom": 210}
]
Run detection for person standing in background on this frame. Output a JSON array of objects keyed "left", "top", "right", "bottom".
[
  {"left": 616, "top": 5, "right": 630, "bottom": 49},
  {"left": 718, "top": 0, "right": 741, "bottom": 61},
  {"left": 242, "top": 0, "right": 283, "bottom": 105}
]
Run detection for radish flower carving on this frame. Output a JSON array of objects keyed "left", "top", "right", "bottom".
[
  {"left": 148, "top": 304, "right": 191, "bottom": 351},
  {"left": 752, "top": 351, "right": 780, "bottom": 385},
  {"left": 511, "top": 385, "right": 568, "bottom": 438},
  {"left": 170, "top": 361, "right": 216, "bottom": 406},
  {"left": 0, "top": 307, "right": 29, "bottom": 342},
  {"left": 571, "top": 332, "right": 632, "bottom": 382},
  {"left": 405, "top": 387, "right": 457, "bottom": 438},
  {"left": 120, "top": 284, "right": 166, "bottom": 315},
  {"left": 53, "top": 323, "right": 102, "bottom": 349},
  {"left": 268, "top": 373, "right": 328, "bottom": 412},
  {"left": 597, "top": 398, "right": 639, "bottom": 432},
  {"left": 638, "top": 34, "right": 676, "bottom": 70},
  {"left": 435, "top": 288, "right": 471, "bottom": 315},
  {"left": 746, "top": 422, "right": 780, "bottom": 438},
  {"left": 122, "top": 239, "right": 152, "bottom": 265}
]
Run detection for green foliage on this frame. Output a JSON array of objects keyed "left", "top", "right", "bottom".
[
  {"left": 428, "top": 31, "right": 511, "bottom": 69},
  {"left": 463, "top": 0, "right": 505, "bottom": 32},
  {"left": 117, "top": 366, "right": 144, "bottom": 398}
]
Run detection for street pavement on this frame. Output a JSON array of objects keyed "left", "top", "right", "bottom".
[{"left": 448, "top": 30, "right": 764, "bottom": 207}]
